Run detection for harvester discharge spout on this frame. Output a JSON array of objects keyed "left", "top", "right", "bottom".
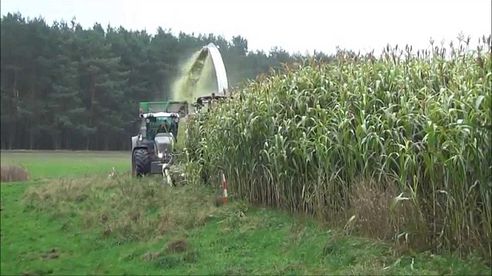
[{"left": 176, "top": 43, "right": 229, "bottom": 101}]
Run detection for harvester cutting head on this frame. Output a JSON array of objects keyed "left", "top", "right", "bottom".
[{"left": 193, "top": 93, "right": 228, "bottom": 112}]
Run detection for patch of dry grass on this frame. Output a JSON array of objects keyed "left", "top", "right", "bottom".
[
  {"left": 1, "top": 165, "right": 29, "bottom": 182},
  {"left": 348, "top": 178, "right": 428, "bottom": 252}
]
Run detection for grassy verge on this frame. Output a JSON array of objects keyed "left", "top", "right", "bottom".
[{"left": 1, "top": 152, "right": 490, "bottom": 274}]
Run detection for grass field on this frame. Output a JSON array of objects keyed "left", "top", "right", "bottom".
[
  {"left": 0, "top": 151, "right": 130, "bottom": 179},
  {"left": 1, "top": 151, "right": 490, "bottom": 275}
]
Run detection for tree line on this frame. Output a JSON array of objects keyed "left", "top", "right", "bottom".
[{"left": 0, "top": 13, "right": 332, "bottom": 150}]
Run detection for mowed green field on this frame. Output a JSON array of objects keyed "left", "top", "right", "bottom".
[
  {"left": 1, "top": 151, "right": 130, "bottom": 179},
  {"left": 0, "top": 151, "right": 489, "bottom": 275}
]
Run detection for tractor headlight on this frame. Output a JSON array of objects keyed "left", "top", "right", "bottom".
[{"left": 157, "top": 152, "right": 164, "bottom": 159}]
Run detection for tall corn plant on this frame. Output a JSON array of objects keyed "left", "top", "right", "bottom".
[{"left": 187, "top": 37, "right": 492, "bottom": 260}]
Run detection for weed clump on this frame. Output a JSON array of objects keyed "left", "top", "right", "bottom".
[
  {"left": 167, "top": 239, "right": 188, "bottom": 253},
  {"left": 1, "top": 165, "right": 29, "bottom": 182}
]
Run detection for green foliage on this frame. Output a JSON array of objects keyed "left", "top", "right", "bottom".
[{"left": 188, "top": 38, "right": 492, "bottom": 261}]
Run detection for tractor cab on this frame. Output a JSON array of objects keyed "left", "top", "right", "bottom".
[{"left": 140, "top": 112, "right": 179, "bottom": 141}]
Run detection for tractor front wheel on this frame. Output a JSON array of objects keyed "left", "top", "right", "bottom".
[{"left": 133, "top": 149, "right": 150, "bottom": 176}]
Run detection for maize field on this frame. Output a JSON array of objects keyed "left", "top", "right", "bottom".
[{"left": 186, "top": 37, "right": 492, "bottom": 260}]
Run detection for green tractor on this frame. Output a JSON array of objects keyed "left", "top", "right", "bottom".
[{"left": 131, "top": 101, "right": 188, "bottom": 178}]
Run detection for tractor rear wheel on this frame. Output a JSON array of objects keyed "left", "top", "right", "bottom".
[{"left": 133, "top": 149, "right": 150, "bottom": 176}]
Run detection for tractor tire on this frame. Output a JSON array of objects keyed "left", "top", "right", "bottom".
[{"left": 133, "top": 149, "right": 150, "bottom": 177}]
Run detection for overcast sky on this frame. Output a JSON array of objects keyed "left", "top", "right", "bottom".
[{"left": 1, "top": 0, "right": 490, "bottom": 54}]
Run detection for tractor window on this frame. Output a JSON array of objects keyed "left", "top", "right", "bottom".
[{"left": 145, "top": 116, "right": 177, "bottom": 140}]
